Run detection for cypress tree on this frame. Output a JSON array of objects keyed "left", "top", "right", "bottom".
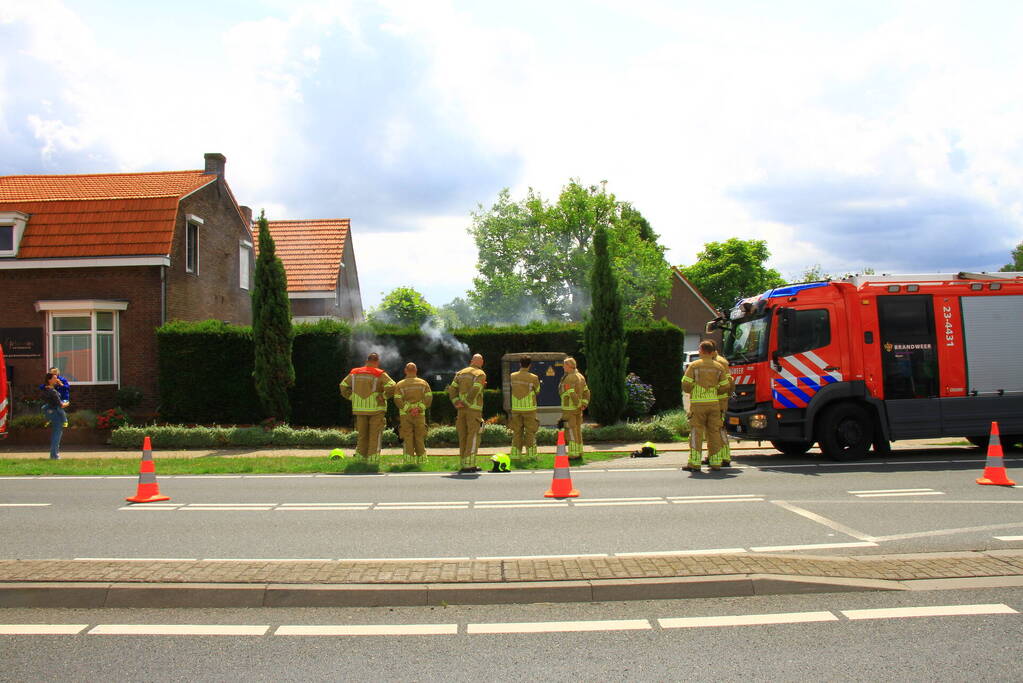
[
  {"left": 583, "top": 225, "right": 628, "bottom": 425},
  {"left": 252, "top": 210, "right": 295, "bottom": 421}
]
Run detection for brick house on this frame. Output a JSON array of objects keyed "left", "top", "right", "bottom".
[
  {"left": 0, "top": 153, "right": 253, "bottom": 412},
  {"left": 254, "top": 219, "right": 364, "bottom": 323},
  {"left": 652, "top": 266, "right": 722, "bottom": 351}
]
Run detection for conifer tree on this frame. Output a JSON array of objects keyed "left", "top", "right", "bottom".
[
  {"left": 252, "top": 210, "right": 294, "bottom": 421},
  {"left": 583, "top": 225, "right": 628, "bottom": 425}
]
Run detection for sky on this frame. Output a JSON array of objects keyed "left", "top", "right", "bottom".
[{"left": 3, "top": 0, "right": 1023, "bottom": 310}]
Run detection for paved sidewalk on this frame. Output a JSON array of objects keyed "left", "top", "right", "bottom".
[{"left": 3, "top": 550, "right": 1021, "bottom": 608}]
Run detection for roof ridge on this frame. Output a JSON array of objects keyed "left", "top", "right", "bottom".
[{"left": 0, "top": 169, "right": 205, "bottom": 181}]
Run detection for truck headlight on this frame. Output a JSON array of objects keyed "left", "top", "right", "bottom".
[{"left": 750, "top": 413, "right": 768, "bottom": 430}]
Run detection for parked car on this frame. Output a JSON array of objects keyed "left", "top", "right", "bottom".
[{"left": 682, "top": 350, "right": 700, "bottom": 374}]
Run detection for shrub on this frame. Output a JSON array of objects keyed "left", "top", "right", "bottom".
[
  {"left": 115, "top": 387, "right": 144, "bottom": 412},
  {"left": 651, "top": 409, "right": 689, "bottom": 438},
  {"left": 479, "top": 423, "right": 512, "bottom": 446},
  {"left": 425, "top": 425, "right": 458, "bottom": 447},
  {"left": 624, "top": 373, "right": 656, "bottom": 418},
  {"left": 68, "top": 409, "right": 97, "bottom": 429},
  {"left": 96, "top": 408, "right": 129, "bottom": 430},
  {"left": 10, "top": 413, "right": 48, "bottom": 430}
]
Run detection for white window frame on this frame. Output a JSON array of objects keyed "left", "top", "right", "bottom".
[
  {"left": 185, "top": 215, "right": 203, "bottom": 274},
  {"left": 34, "top": 300, "right": 128, "bottom": 386},
  {"left": 0, "top": 211, "right": 29, "bottom": 258},
  {"left": 239, "top": 240, "right": 252, "bottom": 290}
]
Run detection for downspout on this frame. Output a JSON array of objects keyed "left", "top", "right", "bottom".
[{"left": 160, "top": 264, "right": 167, "bottom": 324}]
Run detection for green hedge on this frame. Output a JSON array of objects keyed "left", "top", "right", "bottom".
[{"left": 158, "top": 319, "right": 683, "bottom": 424}]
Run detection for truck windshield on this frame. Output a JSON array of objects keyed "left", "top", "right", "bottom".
[{"left": 724, "top": 313, "right": 771, "bottom": 364}]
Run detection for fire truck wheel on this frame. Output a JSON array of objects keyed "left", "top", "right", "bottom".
[
  {"left": 817, "top": 402, "right": 873, "bottom": 462},
  {"left": 770, "top": 440, "right": 814, "bottom": 457}
]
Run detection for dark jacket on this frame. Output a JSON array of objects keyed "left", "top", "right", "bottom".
[
  {"left": 40, "top": 386, "right": 64, "bottom": 410},
  {"left": 38, "top": 376, "right": 70, "bottom": 403}
]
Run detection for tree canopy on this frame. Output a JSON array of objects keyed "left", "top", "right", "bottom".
[
  {"left": 252, "top": 210, "right": 294, "bottom": 421},
  {"left": 679, "top": 238, "right": 786, "bottom": 312},
  {"left": 1000, "top": 241, "right": 1023, "bottom": 272},
  {"left": 368, "top": 286, "right": 436, "bottom": 327},
  {"left": 584, "top": 225, "right": 628, "bottom": 425},
  {"left": 467, "top": 181, "right": 671, "bottom": 324}
]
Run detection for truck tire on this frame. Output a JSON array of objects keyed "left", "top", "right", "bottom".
[
  {"left": 770, "top": 440, "right": 814, "bottom": 457},
  {"left": 817, "top": 402, "right": 873, "bottom": 462}
]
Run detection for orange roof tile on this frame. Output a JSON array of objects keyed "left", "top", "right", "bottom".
[
  {"left": 0, "top": 169, "right": 218, "bottom": 259},
  {"left": 254, "top": 219, "right": 351, "bottom": 292},
  {"left": 0, "top": 170, "right": 214, "bottom": 202}
]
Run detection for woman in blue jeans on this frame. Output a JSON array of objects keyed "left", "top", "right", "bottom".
[{"left": 40, "top": 373, "right": 69, "bottom": 460}]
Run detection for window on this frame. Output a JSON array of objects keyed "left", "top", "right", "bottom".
[
  {"left": 186, "top": 221, "right": 199, "bottom": 273},
  {"left": 35, "top": 301, "right": 127, "bottom": 384},
  {"left": 0, "top": 211, "right": 29, "bottom": 257},
  {"left": 239, "top": 242, "right": 251, "bottom": 290},
  {"left": 786, "top": 309, "right": 831, "bottom": 354}
]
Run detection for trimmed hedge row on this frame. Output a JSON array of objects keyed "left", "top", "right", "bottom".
[
  {"left": 110, "top": 419, "right": 682, "bottom": 450},
  {"left": 157, "top": 319, "right": 684, "bottom": 425}
]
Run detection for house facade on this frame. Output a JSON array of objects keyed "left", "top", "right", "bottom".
[
  {"left": 0, "top": 153, "right": 253, "bottom": 412},
  {"left": 652, "top": 266, "right": 723, "bottom": 351},
  {"left": 256, "top": 219, "right": 364, "bottom": 323}
]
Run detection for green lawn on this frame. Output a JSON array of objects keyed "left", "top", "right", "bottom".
[{"left": 0, "top": 451, "right": 626, "bottom": 476}]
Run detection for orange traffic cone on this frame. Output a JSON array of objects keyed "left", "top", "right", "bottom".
[
  {"left": 977, "top": 422, "right": 1016, "bottom": 487},
  {"left": 544, "top": 429, "right": 579, "bottom": 498},
  {"left": 126, "top": 436, "right": 171, "bottom": 503}
]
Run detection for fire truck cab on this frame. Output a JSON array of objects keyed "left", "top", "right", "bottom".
[{"left": 710, "top": 272, "right": 1023, "bottom": 460}]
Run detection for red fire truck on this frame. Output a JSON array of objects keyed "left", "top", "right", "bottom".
[{"left": 709, "top": 272, "right": 1023, "bottom": 460}]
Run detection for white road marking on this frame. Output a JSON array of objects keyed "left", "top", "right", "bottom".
[
  {"left": 182, "top": 506, "right": 275, "bottom": 511},
  {"left": 841, "top": 604, "right": 1018, "bottom": 620},
  {"left": 574, "top": 497, "right": 664, "bottom": 502},
  {"left": 751, "top": 541, "right": 878, "bottom": 552},
  {"left": 89, "top": 624, "right": 270, "bottom": 636},
  {"left": 276, "top": 624, "right": 458, "bottom": 636},
  {"left": 994, "top": 535, "right": 1023, "bottom": 541},
  {"left": 467, "top": 619, "right": 650, "bottom": 634},
  {"left": 375, "top": 501, "right": 469, "bottom": 506},
  {"left": 0, "top": 624, "right": 89, "bottom": 635},
  {"left": 344, "top": 557, "right": 472, "bottom": 562},
  {"left": 202, "top": 558, "right": 332, "bottom": 562},
  {"left": 670, "top": 498, "right": 763, "bottom": 505},
  {"left": 473, "top": 499, "right": 570, "bottom": 505},
  {"left": 884, "top": 460, "right": 958, "bottom": 465},
  {"left": 667, "top": 494, "right": 763, "bottom": 500},
  {"left": 474, "top": 503, "right": 571, "bottom": 509},
  {"left": 373, "top": 505, "right": 471, "bottom": 510},
  {"left": 770, "top": 500, "right": 877, "bottom": 541},
  {"left": 572, "top": 501, "right": 668, "bottom": 507},
  {"left": 169, "top": 476, "right": 243, "bottom": 479},
  {"left": 872, "top": 522, "right": 1023, "bottom": 542},
  {"left": 818, "top": 462, "right": 873, "bottom": 467},
  {"left": 854, "top": 491, "right": 945, "bottom": 498},
  {"left": 74, "top": 557, "right": 196, "bottom": 561},
  {"left": 847, "top": 488, "right": 934, "bottom": 494},
  {"left": 615, "top": 548, "right": 745, "bottom": 557},
  {"left": 0, "top": 503, "right": 51, "bottom": 507},
  {"left": 659, "top": 611, "right": 838, "bottom": 628},
  {"left": 117, "top": 506, "right": 179, "bottom": 511},
  {"left": 277, "top": 507, "right": 369, "bottom": 511},
  {"left": 758, "top": 464, "right": 818, "bottom": 469},
  {"left": 476, "top": 553, "right": 608, "bottom": 560},
  {"left": 183, "top": 503, "right": 277, "bottom": 507}
]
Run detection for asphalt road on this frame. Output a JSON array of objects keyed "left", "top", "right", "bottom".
[
  {"left": 2, "top": 587, "right": 1021, "bottom": 681},
  {"left": 2, "top": 446, "right": 1021, "bottom": 560}
]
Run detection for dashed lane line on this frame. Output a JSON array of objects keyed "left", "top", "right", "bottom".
[
  {"left": 467, "top": 619, "right": 650, "bottom": 634},
  {"left": 7, "top": 604, "right": 1015, "bottom": 637},
  {"left": 659, "top": 611, "right": 838, "bottom": 628},
  {"left": 995, "top": 535, "right": 1023, "bottom": 541},
  {"left": 841, "top": 604, "right": 1018, "bottom": 620},
  {"left": 847, "top": 488, "right": 935, "bottom": 494},
  {"left": 0, "top": 503, "right": 51, "bottom": 507}
]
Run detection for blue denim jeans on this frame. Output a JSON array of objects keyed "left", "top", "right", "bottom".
[{"left": 42, "top": 405, "right": 66, "bottom": 459}]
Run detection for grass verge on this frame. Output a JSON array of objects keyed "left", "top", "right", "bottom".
[{"left": 0, "top": 451, "right": 625, "bottom": 476}]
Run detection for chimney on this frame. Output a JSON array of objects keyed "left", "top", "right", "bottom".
[
  {"left": 239, "top": 205, "right": 253, "bottom": 227},
  {"left": 203, "top": 152, "right": 226, "bottom": 178}
]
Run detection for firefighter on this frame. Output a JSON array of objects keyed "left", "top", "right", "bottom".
[
  {"left": 447, "top": 353, "right": 487, "bottom": 473},
  {"left": 681, "top": 340, "right": 731, "bottom": 472},
  {"left": 558, "top": 357, "right": 590, "bottom": 458},
  {"left": 392, "top": 362, "right": 433, "bottom": 463},
  {"left": 711, "top": 342, "right": 735, "bottom": 466},
  {"left": 339, "top": 352, "right": 395, "bottom": 460},
  {"left": 508, "top": 356, "right": 541, "bottom": 459}
]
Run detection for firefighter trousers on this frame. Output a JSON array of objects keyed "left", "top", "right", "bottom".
[
  {"left": 355, "top": 413, "right": 386, "bottom": 458},
  {"left": 718, "top": 397, "right": 731, "bottom": 464},
  {"left": 561, "top": 410, "right": 584, "bottom": 458},
  {"left": 689, "top": 402, "right": 724, "bottom": 468},
  {"left": 455, "top": 408, "right": 483, "bottom": 469},
  {"left": 508, "top": 411, "right": 539, "bottom": 455},
  {"left": 399, "top": 413, "right": 427, "bottom": 459}
]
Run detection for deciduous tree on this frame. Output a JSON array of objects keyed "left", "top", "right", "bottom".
[
  {"left": 369, "top": 286, "right": 436, "bottom": 327},
  {"left": 679, "top": 238, "right": 786, "bottom": 312}
]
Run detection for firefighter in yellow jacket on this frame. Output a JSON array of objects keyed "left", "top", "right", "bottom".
[
  {"left": 447, "top": 353, "right": 486, "bottom": 473},
  {"left": 682, "top": 341, "right": 731, "bottom": 471},
  {"left": 558, "top": 357, "right": 590, "bottom": 458},
  {"left": 712, "top": 345, "right": 734, "bottom": 466},
  {"left": 508, "top": 356, "right": 541, "bottom": 458},
  {"left": 392, "top": 362, "right": 433, "bottom": 462},
  {"left": 339, "top": 352, "right": 395, "bottom": 459}
]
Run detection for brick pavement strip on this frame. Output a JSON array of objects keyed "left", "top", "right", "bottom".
[{"left": 0, "top": 551, "right": 1021, "bottom": 585}]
